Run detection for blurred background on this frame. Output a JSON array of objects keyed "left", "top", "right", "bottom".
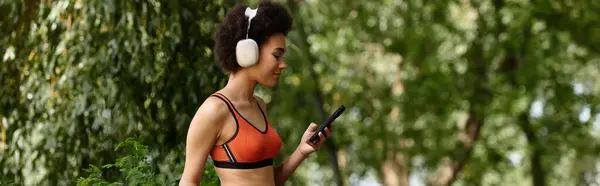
[{"left": 1, "top": 0, "right": 600, "bottom": 185}]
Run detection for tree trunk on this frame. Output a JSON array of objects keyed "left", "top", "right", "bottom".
[
  {"left": 501, "top": 11, "right": 545, "bottom": 185},
  {"left": 381, "top": 153, "right": 409, "bottom": 186}
]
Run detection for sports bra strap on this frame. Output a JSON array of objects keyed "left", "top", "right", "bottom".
[
  {"left": 212, "top": 93, "right": 232, "bottom": 105},
  {"left": 211, "top": 93, "right": 237, "bottom": 117},
  {"left": 212, "top": 92, "right": 268, "bottom": 125},
  {"left": 212, "top": 92, "right": 262, "bottom": 117}
]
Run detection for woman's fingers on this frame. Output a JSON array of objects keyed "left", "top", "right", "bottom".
[
  {"left": 324, "top": 127, "right": 332, "bottom": 137},
  {"left": 316, "top": 128, "right": 333, "bottom": 143},
  {"left": 318, "top": 132, "right": 326, "bottom": 145}
]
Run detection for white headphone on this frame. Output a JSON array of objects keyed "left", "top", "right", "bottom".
[{"left": 235, "top": 6, "right": 259, "bottom": 67}]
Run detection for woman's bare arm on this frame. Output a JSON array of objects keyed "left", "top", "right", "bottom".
[{"left": 179, "top": 97, "right": 228, "bottom": 186}]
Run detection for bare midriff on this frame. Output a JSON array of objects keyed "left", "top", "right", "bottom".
[{"left": 215, "top": 166, "right": 275, "bottom": 186}]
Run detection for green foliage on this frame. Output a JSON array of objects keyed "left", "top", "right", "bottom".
[
  {"left": 2, "top": 0, "right": 600, "bottom": 186},
  {"left": 0, "top": 0, "right": 232, "bottom": 185},
  {"left": 75, "top": 138, "right": 219, "bottom": 186},
  {"left": 0, "top": 173, "right": 15, "bottom": 186},
  {"left": 77, "top": 138, "right": 165, "bottom": 186},
  {"left": 275, "top": 0, "right": 600, "bottom": 185},
  {"left": 76, "top": 138, "right": 165, "bottom": 186},
  {"left": 200, "top": 160, "right": 220, "bottom": 186}
]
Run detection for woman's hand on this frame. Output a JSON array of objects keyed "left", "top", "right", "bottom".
[{"left": 296, "top": 122, "right": 333, "bottom": 157}]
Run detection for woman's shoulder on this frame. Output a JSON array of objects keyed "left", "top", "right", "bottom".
[{"left": 189, "top": 94, "right": 231, "bottom": 127}]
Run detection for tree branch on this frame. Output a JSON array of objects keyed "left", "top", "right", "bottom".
[
  {"left": 444, "top": 47, "right": 486, "bottom": 186},
  {"left": 443, "top": 2, "right": 489, "bottom": 184},
  {"left": 519, "top": 113, "right": 545, "bottom": 186},
  {"left": 501, "top": 10, "right": 546, "bottom": 185},
  {"left": 446, "top": 113, "right": 483, "bottom": 185}
]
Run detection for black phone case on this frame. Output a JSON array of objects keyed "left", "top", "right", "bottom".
[{"left": 309, "top": 105, "right": 346, "bottom": 143}]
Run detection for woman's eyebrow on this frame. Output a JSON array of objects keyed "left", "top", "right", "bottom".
[{"left": 275, "top": 48, "right": 286, "bottom": 53}]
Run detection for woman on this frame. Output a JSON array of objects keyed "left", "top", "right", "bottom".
[{"left": 179, "top": 1, "right": 333, "bottom": 186}]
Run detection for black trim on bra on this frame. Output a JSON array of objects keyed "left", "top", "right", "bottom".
[
  {"left": 214, "top": 93, "right": 268, "bottom": 134},
  {"left": 210, "top": 94, "right": 240, "bottom": 146},
  {"left": 255, "top": 98, "right": 270, "bottom": 130},
  {"left": 213, "top": 158, "right": 274, "bottom": 169}
]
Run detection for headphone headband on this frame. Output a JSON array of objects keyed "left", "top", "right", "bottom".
[{"left": 244, "top": 7, "right": 258, "bottom": 39}]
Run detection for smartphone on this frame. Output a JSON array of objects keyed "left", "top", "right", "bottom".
[{"left": 309, "top": 105, "right": 346, "bottom": 143}]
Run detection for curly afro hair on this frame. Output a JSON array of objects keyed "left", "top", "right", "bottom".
[{"left": 213, "top": 1, "right": 293, "bottom": 73}]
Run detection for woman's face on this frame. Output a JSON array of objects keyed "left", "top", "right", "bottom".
[{"left": 248, "top": 33, "right": 288, "bottom": 87}]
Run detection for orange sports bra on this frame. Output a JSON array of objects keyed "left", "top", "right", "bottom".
[{"left": 209, "top": 93, "right": 283, "bottom": 169}]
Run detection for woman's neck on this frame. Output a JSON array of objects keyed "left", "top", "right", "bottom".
[{"left": 222, "top": 71, "right": 258, "bottom": 103}]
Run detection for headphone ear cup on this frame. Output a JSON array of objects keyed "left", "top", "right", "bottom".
[{"left": 236, "top": 39, "right": 259, "bottom": 67}]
